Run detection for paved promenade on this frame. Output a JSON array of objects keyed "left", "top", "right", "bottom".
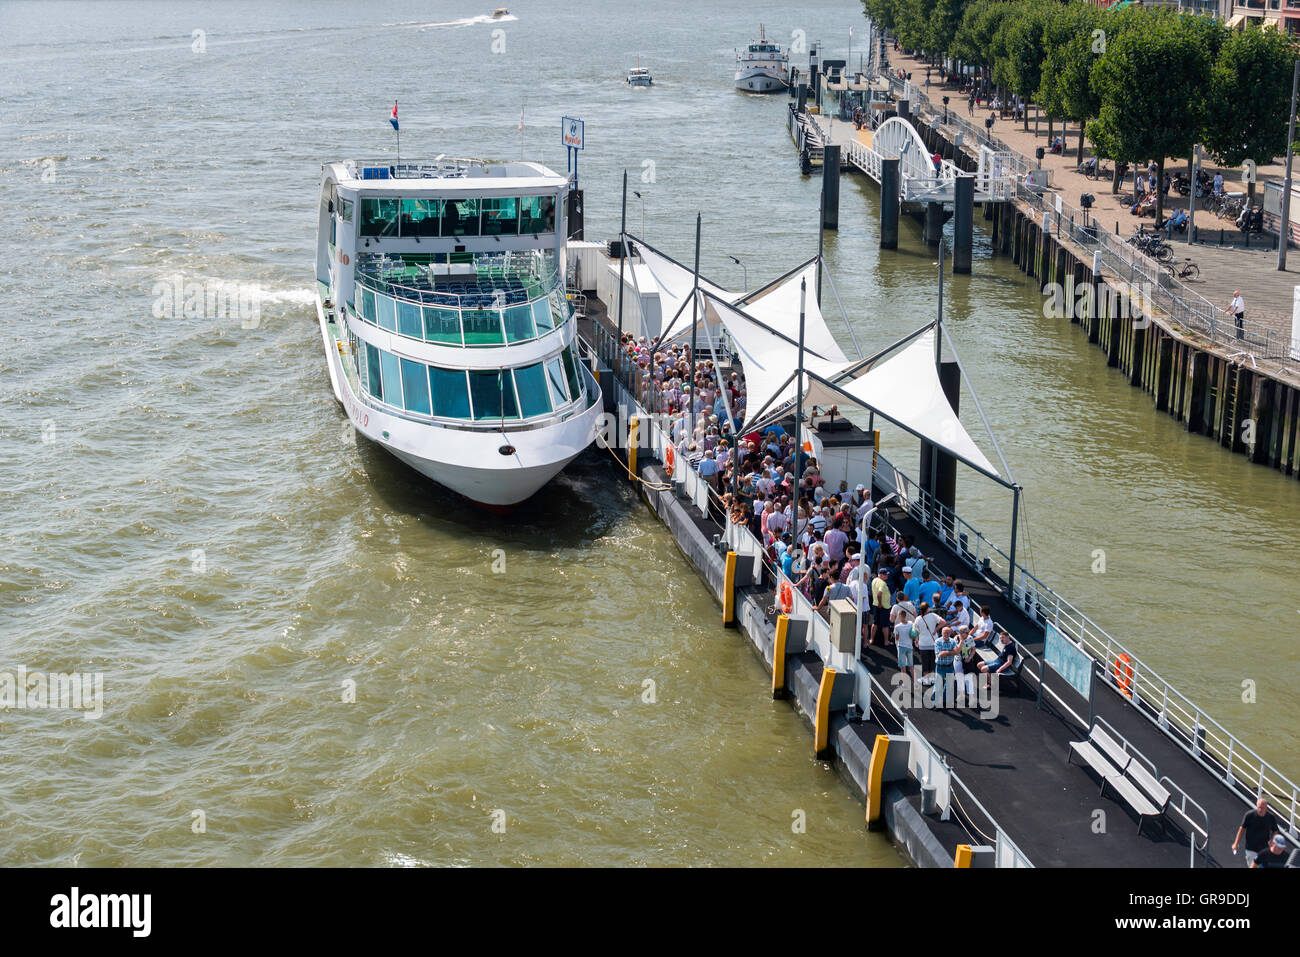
[{"left": 879, "top": 49, "right": 1300, "bottom": 362}]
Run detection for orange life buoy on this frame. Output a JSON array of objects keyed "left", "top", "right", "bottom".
[
  {"left": 1114, "top": 653, "right": 1133, "bottom": 698},
  {"left": 665, "top": 444, "right": 676, "bottom": 477},
  {"left": 342, "top": 253, "right": 350, "bottom": 265},
  {"left": 778, "top": 580, "right": 794, "bottom": 615}
]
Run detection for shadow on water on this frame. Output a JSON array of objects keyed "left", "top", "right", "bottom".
[{"left": 353, "top": 435, "right": 639, "bottom": 546}]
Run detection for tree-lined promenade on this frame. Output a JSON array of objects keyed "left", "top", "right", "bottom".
[{"left": 860, "top": 0, "right": 1299, "bottom": 224}]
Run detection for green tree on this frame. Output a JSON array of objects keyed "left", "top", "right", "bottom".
[
  {"left": 893, "top": 0, "right": 938, "bottom": 53},
  {"left": 1037, "top": 3, "right": 1102, "bottom": 163},
  {"left": 861, "top": 0, "right": 899, "bottom": 33},
  {"left": 1089, "top": 13, "right": 1212, "bottom": 223},
  {"left": 992, "top": 1, "right": 1056, "bottom": 132},
  {"left": 1202, "top": 26, "right": 1298, "bottom": 207},
  {"left": 927, "top": 0, "right": 969, "bottom": 63}
]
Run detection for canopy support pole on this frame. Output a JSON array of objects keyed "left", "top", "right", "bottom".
[
  {"left": 821, "top": 259, "right": 864, "bottom": 360},
  {"left": 1008, "top": 483, "right": 1022, "bottom": 604},
  {"left": 616, "top": 170, "right": 627, "bottom": 343},
  {"left": 690, "top": 213, "right": 701, "bottom": 443},
  {"left": 794, "top": 278, "right": 807, "bottom": 518}
]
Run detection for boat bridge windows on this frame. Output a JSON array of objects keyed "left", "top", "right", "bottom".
[
  {"left": 358, "top": 194, "right": 555, "bottom": 238},
  {"left": 346, "top": 328, "right": 585, "bottom": 425}
]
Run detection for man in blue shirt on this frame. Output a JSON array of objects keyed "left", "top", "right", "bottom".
[
  {"left": 902, "top": 566, "right": 922, "bottom": 607},
  {"left": 917, "top": 569, "right": 942, "bottom": 610}
]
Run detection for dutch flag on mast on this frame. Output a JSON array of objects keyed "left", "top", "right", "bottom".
[
  {"left": 389, "top": 102, "right": 399, "bottom": 131},
  {"left": 388, "top": 101, "right": 400, "bottom": 165}
]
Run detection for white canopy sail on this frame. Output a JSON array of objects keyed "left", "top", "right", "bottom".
[
  {"left": 738, "top": 260, "right": 849, "bottom": 364},
  {"left": 804, "top": 328, "right": 1000, "bottom": 477}
]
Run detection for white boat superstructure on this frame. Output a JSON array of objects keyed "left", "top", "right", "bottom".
[
  {"left": 627, "top": 63, "right": 653, "bottom": 87},
  {"left": 313, "top": 158, "right": 603, "bottom": 510},
  {"left": 735, "top": 24, "right": 789, "bottom": 93}
]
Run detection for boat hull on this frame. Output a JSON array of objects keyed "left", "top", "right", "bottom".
[
  {"left": 734, "top": 69, "right": 788, "bottom": 93},
  {"left": 316, "top": 297, "right": 602, "bottom": 510}
]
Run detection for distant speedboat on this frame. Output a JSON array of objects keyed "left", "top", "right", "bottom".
[
  {"left": 492, "top": 7, "right": 508, "bottom": 17},
  {"left": 735, "top": 24, "right": 789, "bottom": 94},
  {"left": 627, "top": 58, "right": 653, "bottom": 87}
]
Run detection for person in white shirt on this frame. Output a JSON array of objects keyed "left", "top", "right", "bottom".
[
  {"left": 893, "top": 609, "right": 915, "bottom": 673},
  {"left": 913, "top": 602, "right": 945, "bottom": 685},
  {"left": 1222, "top": 290, "right": 1245, "bottom": 340}
]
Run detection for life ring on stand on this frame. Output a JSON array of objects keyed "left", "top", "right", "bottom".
[
  {"left": 778, "top": 580, "right": 794, "bottom": 615},
  {"left": 1113, "top": 653, "right": 1133, "bottom": 698},
  {"left": 665, "top": 444, "right": 676, "bottom": 477}
]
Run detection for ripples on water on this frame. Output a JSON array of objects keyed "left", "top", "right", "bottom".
[{"left": 1, "top": 0, "right": 1295, "bottom": 866}]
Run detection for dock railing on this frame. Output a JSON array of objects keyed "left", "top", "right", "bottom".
[
  {"left": 874, "top": 447, "right": 1300, "bottom": 838},
  {"left": 883, "top": 72, "right": 1300, "bottom": 369}
]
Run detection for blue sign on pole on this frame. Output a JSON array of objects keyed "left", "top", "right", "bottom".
[{"left": 1044, "top": 621, "right": 1092, "bottom": 701}]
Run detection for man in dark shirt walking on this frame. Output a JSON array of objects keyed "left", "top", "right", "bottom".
[{"left": 1232, "top": 797, "right": 1280, "bottom": 866}]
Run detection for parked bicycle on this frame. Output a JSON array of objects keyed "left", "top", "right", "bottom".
[
  {"left": 1164, "top": 257, "right": 1200, "bottom": 280},
  {"left": 1126, "top": 228, "right": 1173, "bottom": 263}
]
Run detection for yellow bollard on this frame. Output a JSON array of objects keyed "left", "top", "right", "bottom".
[
  {"left": 723, "top": 551, "right": 737, "bottom": 625},
  {"left": 872, "top": 429, "right": 881, "bottom": 473},
  {"left": 955, "top": 845, "right": 973, "bottom": 868},
  {"left": 772, "top": 615, "right": 789, "bottom": 698},
  {"left": 814, "top": 667, "right": 837, "bottom": 758},
  {"left": 866, "top": 734, "right": 889, "bottom": 828},
  {"left": 628, "top": 416, "right": 639, "bottom": 476}
]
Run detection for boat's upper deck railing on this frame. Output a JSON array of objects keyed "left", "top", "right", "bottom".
[{"left": 353, "top": 250, "right": 561, "bottom": 310}]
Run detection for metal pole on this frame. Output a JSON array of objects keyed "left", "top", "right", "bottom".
[
  {"left": 690, "top": 213, "right": 701, "bottom": 442},
  {"left": 817, "top": 181, "right": 825, "bottom": 306},
  {"left": 1279, "top": 59, "right": 1298, "bottom": 271},
  {"left": 617, "top": 171, "right": 627, "bottom": 342},
  {"left": 794, "top": 278, "right": 807, "bottom": 518},
  {"left": 1188, "top": 148, "right": 1197, "bottom": 246},
  {"left": 1007, "top": 483, "right": 1021, "bottom": 602}
]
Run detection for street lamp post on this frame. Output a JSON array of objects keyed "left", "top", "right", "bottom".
[
  {"left": 632, "top": 190, "right": 646, "bottom": 235},
  {"left": 727, "top": 255, "right": 748, "bottom": 292}
]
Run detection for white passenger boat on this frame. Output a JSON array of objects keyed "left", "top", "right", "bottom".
[
  {"left": 734, "top": 24, "right": 789, "bottom": 94},
  {"left": 627, "top": 60, "right": 653, "bottom": 87},
  {"left": 313, "top": 158, "right": 603, "bottom": 511}
]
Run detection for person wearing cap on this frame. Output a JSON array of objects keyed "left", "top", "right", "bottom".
[
  {"left": 1250, "top": 833, "right": 1291, "bottom": 868},
  {"left": 1233, "top": 797, "right": 1281, "bottom": 865},
  {"left": 901, "top": 565, "right": 921, "bottom": 608}
]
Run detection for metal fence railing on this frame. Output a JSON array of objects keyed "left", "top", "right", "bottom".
[
  {"left": 884, "top": 73, "right": 1300, "bottom": 370},
  {"left": 874, "top": 449, "right": 1300, "bottom": 840},
  {"left": 599, "top": 331, "right": 1034, "bottom": 865}
]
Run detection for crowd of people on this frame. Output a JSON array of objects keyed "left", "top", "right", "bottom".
[{"left": 619, "top": 332, "right": 1019, "bottom": 697}]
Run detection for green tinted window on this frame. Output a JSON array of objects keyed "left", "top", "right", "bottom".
[
  {"left": 461, "top": 308, "right": 504, "bottom": 346},
  {"left": 400, "top": 198, "right": 441, "bottom": 237},
  {"left": 513, "top": 363, "right": 551, "bottom": 418},
  {"left": 482, "top": 197, "right": 519, "bottom": 236},
  {"left": 400, "top": 358, "right": 431, "bottom": 414},
  {"left": 520, "top": 195, "right": 555, "bottom": 234},
  {"left": 562, "top": 346, "right": 582, "bottom": 400},
  {"left": 360, "top": 288, "right": 376, "bottom": 322},
  {"left": 397, "top": 300, "right": 422, "bottom": 338},
  {"left": 375, "top": 294, "right": 397, "bottom": 332},
  {"left": 502, "top": 303, "right": 535, "bottom": 342},
  {"left": 531, "top": 297, "right": 553, "bottom": 333},
  {"left": 423, "top": 306, "right": 461, "bottom": 344},
  {"left": 430, "top": 368, "right": 470, "bottom": 418},
  {"left": 445, "top": 198, "right": 480, "bottom": 236},
  {"left": 360, "top": 197, "right": 398, "bottom": 237},
  {"left": 366, "top": 342, "right": 384, "bottom": 401},
  {"left": 469, "top": 370, "right": 519, "bottom": 420},
  {"left": 380, "top": 350, "right": 402, "bottom": 405},
  {"left": 545, "top": 357, "right": 568, "bottom": 407}
]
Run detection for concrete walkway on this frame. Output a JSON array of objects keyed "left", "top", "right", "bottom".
[{"left": 882, "top": 49, "right": 1300, "bottom": 346}]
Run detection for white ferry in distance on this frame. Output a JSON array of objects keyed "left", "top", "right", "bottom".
[
  {"left": 313, "top": 158, "right": 603, "bottom": 512},
  {"left": 735, "top": 24, "right": 790, "bottom": 93}
]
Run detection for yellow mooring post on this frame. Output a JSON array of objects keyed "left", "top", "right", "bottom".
[
  {"left": 866, "top": 734, "right": 889, "bottom": 829},
  {"left": 628, "top": 416, "right": 639, "bottom": 476},
  {"left": 772, "top": 615, "right": 789, "bottom": 699},
  {"left": 873, "top": 429, "right": 881, "bottom": 472},
  {"left": 814, "top": 667, "right": 837, "bottom": 758},
  {"left": 723, "top": 551, "right": 737, "bottom": 625},
  {"left": 955, "top": 845, "right": 973, "bottom": 868}
]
